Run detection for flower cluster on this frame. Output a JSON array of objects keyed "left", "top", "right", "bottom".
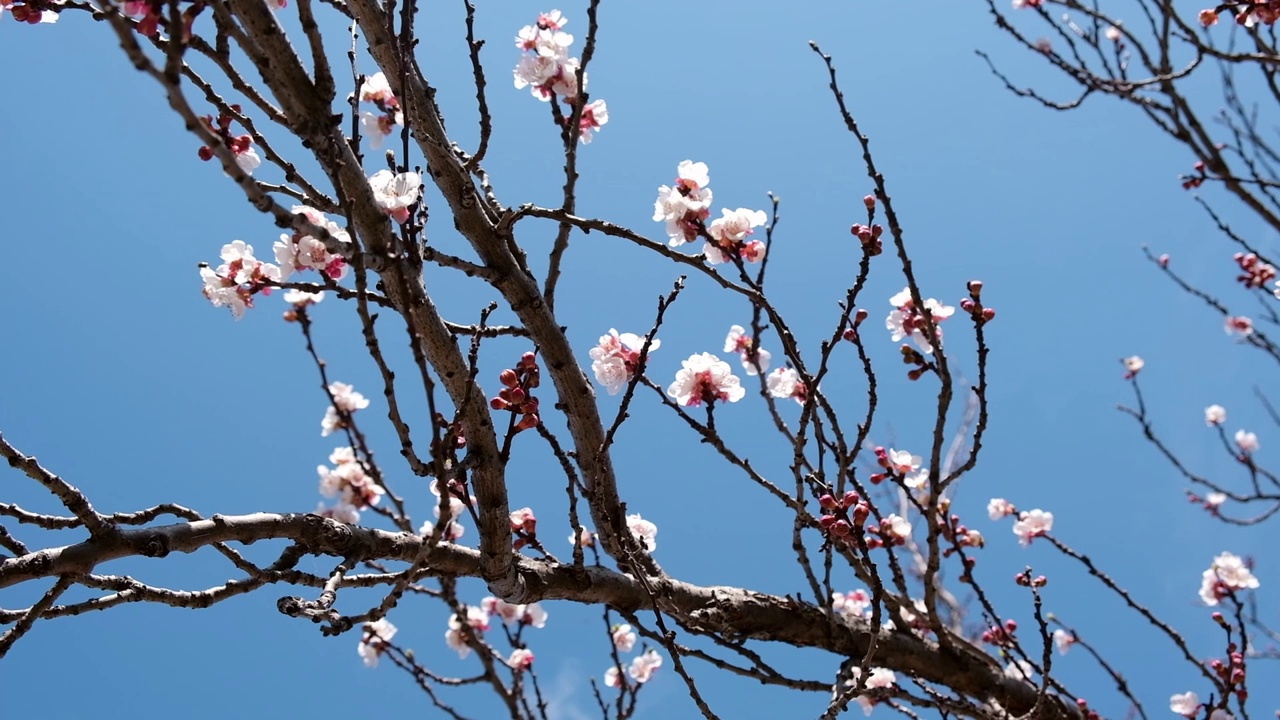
[
  {"left": 724, "top": 325, "right": 771, "bottom": 376},
  {"left": 444, "top": 605, "right": 492, "bottom": 659},
  {"left": 317, "top": 446, "right": 383, "bottom": 513},
  {"left": 869, "top": 446, "right": 923, "bottom": 486},
  {"left": 589, "top": 329, "right": 659, "bottom": 395},
  {"left": 831, "top": 589, "right": 872, "bottom": 619},
  {"left": 1012, "top": 508, "right": 1053, "bottom": 546},
  {"left": 320, "top": 381, "right": 370, "bottom": 437},
  {"left": 987, "top": 498, "right": 1017, "bottom": 520},
  {"left": 197, "top": 105, "right": 260, "bottom": 175},
  {"left": 604, "top": 648, "right": 663, "bottom": 688},
  {"left": 357, "top": 618, "right": 396, "bottom": 668},
  {"left": 817, "top": 490, "right": 871, "bottom": 545},
  {"left": 1, "top": 0, "right": 58, "bottom": 23},
  {"left": 1198, "top": 551, "right": 1260, "bottom": 606},
  {"left": 654, "top": 160, "right": 713, "bottom": 245},
  {"left": 357, "top": 72, "right": 403, "bottom": 148},
  {"left": 667, "top": 353, "right": 745, "bottom": 407},
  {"left": 886, "top": 287, "right": 954, "bottom": 356},
  {"left": 513, "top": 10, "right": 608, "bottom": 143},
  {"left": 981, "top": 619, "right": 1018, "bottom": 647},
  {"left": 273, "top": 205, "right": 350, "bottom": 281},
  {"left": 1235, "top": 252, "right": 1276, "bottom": 289},
  {"left": 368, "top": 170, "right": 421, "bottom": 224},
  {"left": 842, "top": 666, "right": 897, "bottom": 716},
  {"left": 490, "top": 352, "right": 541, "bottom": 433},
  {"left": 200, "top": 241, "right": 281, "bottom": 318},
  {"left": 653, "top": 162, "right": 767, "bottom": 264}
]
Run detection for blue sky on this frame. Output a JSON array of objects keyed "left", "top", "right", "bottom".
[{"left": 1, "top": 1, "right": 1276, "bottom": 718}]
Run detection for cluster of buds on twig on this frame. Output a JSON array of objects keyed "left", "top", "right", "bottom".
[
  {"left": 817, "top": 490, "right": 870, "bottom": 544},
  {"left": 981, "top": 619, "right": 1018, "bottom": 647},
  {"left": 1075, "top": 698, "right": 1102, "bottom": 720},
  {"left": 1015, "top": 567, "right": 1048, "bottom": 588},
  {"left": 899, "top": 343, "right": 929, "bottom": 381},
  {"left": 1234, "top": 252, "right": 1276, "bottom": 289},
  {"left": 429, "top": 412, "right": 468, "bottom": 458},
  {"left": 939, "top": 513, "right": 985, "bottom": 557},
  {"left": 1181, "top": 160, "right": 1207, "bottom": 190},
  {"left": 850, "top": 222, "right": 884, "bottom": 256},
  {"left": 841, "top": 309, "right": 869, "bottom": 343},
  {"left": 1208, "top": 637, "right": 1249, "bottom": 703},
  {"left": 197, "top": 104, "right": 260, "bottom": 174},
  {"left": 959, "top": 280, "right": 996, "bottom": 324},
  {"left": 491, "top": 352, "right": 541, "bottom": 432},
  {"left": 2, "top": 0, "right": 58, "bottom": 23}
]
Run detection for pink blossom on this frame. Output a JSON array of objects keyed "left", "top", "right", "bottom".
[
  {"left": 886, "top": 287, "right": 954, "bottom": 355},
  {"left": 1235, "top": 429, "right": 1260, "bottom": 454},
  {"left": 274, "top": 205, "right": 350, "bottom": 281},
  {"left": 844, "top": 666, "right": 897, "bottom": 716},
  {"left": 1123, "top": 355, "right": 1144, "bottom": 378},
  {"left": 1012, "top": 509, "right": 1053, "bottom": 546},
  {"left": 627, "top": 513, "right": 658, "bottom": 552},
  {"left": 705, "top": 207, "right": 768, "bottom": 265},
  {"left": 589, "top": 329, "right": 659, "bottom": 395},
  {"left": 1198, "top": 551, "right": 1259, "bottom": 606},
  {"left": 628, "top": 649, "right": 663, "bottom": 683},
  {"left": 879, "top": 514, "right": 912, "bottom": 543},
  {"left": 832, "top": 589, "right": 871, "bottom": 619},
  {"left": 1170, "top": 691, "right": 1200, "bottom": 718},
  {"left": 507, "top": 648, "right": 535, "bottom": 670},
  {"left": 1052, "top": 629, "right": 1075, "bottom": 655},
  {"left": 886, "top": 448, "right": 922, "bottom": 474},
  {"left": 577, "top": 99, "right": 608, "bottom": 144},
  {"left": 1225, "top": 316, "right": 1254, "bottom": 337},
  {"left": 654, "top": 161, "right": 714, "bottom": 246},
  {"left": 612, "top": 623, "right": 637, "bottom": 652},
  {"left": 667, "top": 353, "right": 745, "bottom": 406},
  {"left": 321, "top": 382, "right": 370, "bottom": 436},
  {"left": 569, "top": 525, "right": 595, "bottom": 547},
  {"left": 1205, "top": 404, "right": 1227, "bottom": 426},
  {"left": 368, "top": 170, "right": 420, "bottom": 223},
  {"left": 766, "top": 367, "right": 807, "bottom": 404},
  {"left": 200, "top": 240, "right": 283, "bottom": 318},
  {"left": 724, "top": 325, "right": 772, "bottom": 375},
  {"left": 358, "top": 618, "right": 397, "bottom": 668},
  {"left": 987, "top": 498, "right": 1017, "bottom": 520}
]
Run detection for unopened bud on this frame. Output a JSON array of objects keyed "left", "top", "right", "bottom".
[{"left": 863, "top": 195, "right": 876, "bottom": 210}]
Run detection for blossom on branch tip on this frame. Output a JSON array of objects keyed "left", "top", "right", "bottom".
[
  {"left": 444, "top": 606, "right": 491, "bottom": 659},
  {"left": 667, "top": 353, "right": 744, "bottom": 406},
  {"left": 576, "top": 99, "right": 608, "bottom": 144},
  {"left": 569, "top": 525, "right": 595, "bottom": 548},
  {"left": 1205, "top": 404, "right": 1227, "bottom": 426},
  {"left": 1198, "top": 551, "right": 1259, "bottom": 606},
  {"left": 832, "top": 589, "right": 871, "bottom": 619},
  {"left": 355, "top": 72, "right": 403, "bottom": 148},
  {"left": 283, "top": 289, "right": 324, "bottom": 307},
  {"left": 1012, "top": 509, "right": 1053, "bottom": 545},
  {"left": 1235, "top": 429, "right": 1259, "bottom": 454},
  {"left": 1122, "top": 355, "right": 1144, "bottom": 378},
  {"left": 358, "top": 618, "right": 397, "bottom": 668}
]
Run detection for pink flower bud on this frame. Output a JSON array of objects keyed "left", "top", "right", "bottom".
[{"left": 863, "top": 195, "right": 876, "bottom": 210}]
